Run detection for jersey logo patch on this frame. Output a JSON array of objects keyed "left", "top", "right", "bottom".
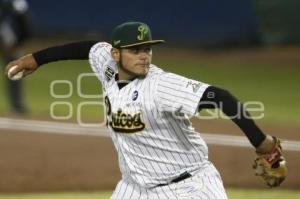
[
  {"left": 132, "top": 90, "right": 138, "bottom": 101},
  {"left": 186, "top": 81, "right": 202, "bottom": 93},
  {"left": 109, "top": 108, "right": 145, "bottom": 133},
  {"left": 105, "top": 66, "right": 115, "bottom": 82}
]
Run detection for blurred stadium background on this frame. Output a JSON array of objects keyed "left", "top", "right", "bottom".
[{"left": 0, "top": 0, "right": 300, "bottom": 198}]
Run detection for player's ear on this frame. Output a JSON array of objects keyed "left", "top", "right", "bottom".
[{"left": 111, "top": 48, "right": 120, "bottom": 62}]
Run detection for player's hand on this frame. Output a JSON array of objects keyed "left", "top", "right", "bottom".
[
  {"left": 4, "top": 54, "right": 38, "bottom": 79},
  {"left": 253, "top": 136, "right": 287, "bottom": 187}
]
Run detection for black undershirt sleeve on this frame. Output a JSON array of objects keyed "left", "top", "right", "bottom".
[
  {"left": 198, "top": 86, "right": 266, "bottom": 147},
  {"left": 32, "top": 40, "right": 98, "bottom": 66}
]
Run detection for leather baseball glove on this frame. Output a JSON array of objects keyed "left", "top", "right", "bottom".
[{"left": 253, "top": 136, "right": 287, "bottom": 187}]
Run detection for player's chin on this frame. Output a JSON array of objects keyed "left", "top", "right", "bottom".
[{"left": 135, "top": 64, "right": 150, "bottom": 75}]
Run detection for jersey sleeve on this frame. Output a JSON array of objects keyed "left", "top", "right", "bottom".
[
  {"left": 88, "top": 42, "right": 116, "bottom": 84},
  {"left": 155, "top": 72, "right": 210, "bottom": 116}
]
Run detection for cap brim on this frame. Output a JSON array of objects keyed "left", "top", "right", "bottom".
[{"left": 120, "top": 40, "right": 165, "bottom": 48}]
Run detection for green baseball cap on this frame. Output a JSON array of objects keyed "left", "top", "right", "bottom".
[{"left": 111, "top": 21, "right": 165, "bottom": 48}]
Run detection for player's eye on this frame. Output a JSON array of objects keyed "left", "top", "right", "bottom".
[
  {"left": 144, "top": 47, "right": 152, "bottom": 54},
  {"left": 128, "top": 48, "right": 139, "bottom": 54},
  {"left": 128, "top": 46, "right": 151, "bottom": 54}
]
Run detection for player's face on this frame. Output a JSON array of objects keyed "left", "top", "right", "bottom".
[{"left": 112, "top": 45, "right": 152, "bottom": 80}]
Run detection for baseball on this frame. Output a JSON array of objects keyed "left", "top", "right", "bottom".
[{"left": 8, "top": 65, "right": 24, "bottom": 81}]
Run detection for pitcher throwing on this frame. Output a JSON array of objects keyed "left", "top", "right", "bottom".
[{"left": 5, "top": 21, "right": 287, "bottom": 199}]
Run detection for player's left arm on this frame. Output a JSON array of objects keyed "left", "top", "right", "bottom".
[
  {"left": 198, "top": 86, "right": 287, "bottom": 187},
  {"left": 199, "top": 86, "right": 266, "bottom": 147}
]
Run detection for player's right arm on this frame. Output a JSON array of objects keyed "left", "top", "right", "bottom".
[{"left": 4, "top": 41, "right": 98, "bottom": 78}]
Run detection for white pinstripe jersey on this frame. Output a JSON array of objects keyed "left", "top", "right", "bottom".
[{"left": 89, "top": 42, "right": 211, "bottom": 188}]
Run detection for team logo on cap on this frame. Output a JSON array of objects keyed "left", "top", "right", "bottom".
[
  {"left": 113, "top": 40, "right": 121, "bottom": 46},
  {"left": 137, "top": 25, "right": 148, "bottom": 40}
]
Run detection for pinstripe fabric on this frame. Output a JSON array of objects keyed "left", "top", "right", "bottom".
[
  {"left": 156, "top": 72, "right": 209, "bottom": 115},
  {"left": 111, "top": 163, "right": 228, "bottom": 199},
  {"left": 89, "top": 42, "right": 228, "bottom": 198}
]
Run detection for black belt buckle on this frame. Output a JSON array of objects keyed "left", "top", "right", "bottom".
[{"left": 171, "top": 171, "right": 192, "bottom": 183}]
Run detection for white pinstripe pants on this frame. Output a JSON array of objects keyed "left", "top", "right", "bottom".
[{"left": 110, "top": 164, "right": 228, "bottom": 199}]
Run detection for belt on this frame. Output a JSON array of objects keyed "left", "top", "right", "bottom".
[{"left": 157, "top": 171, "right": 192, "bottom": 187}]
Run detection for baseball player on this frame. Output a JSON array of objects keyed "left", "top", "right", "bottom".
[
  {"left": 5, "top": 21, "right": 287, "bottom": 198},
  {"left": 1, "top": 0, "right": 31, "bottom": 113}
]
